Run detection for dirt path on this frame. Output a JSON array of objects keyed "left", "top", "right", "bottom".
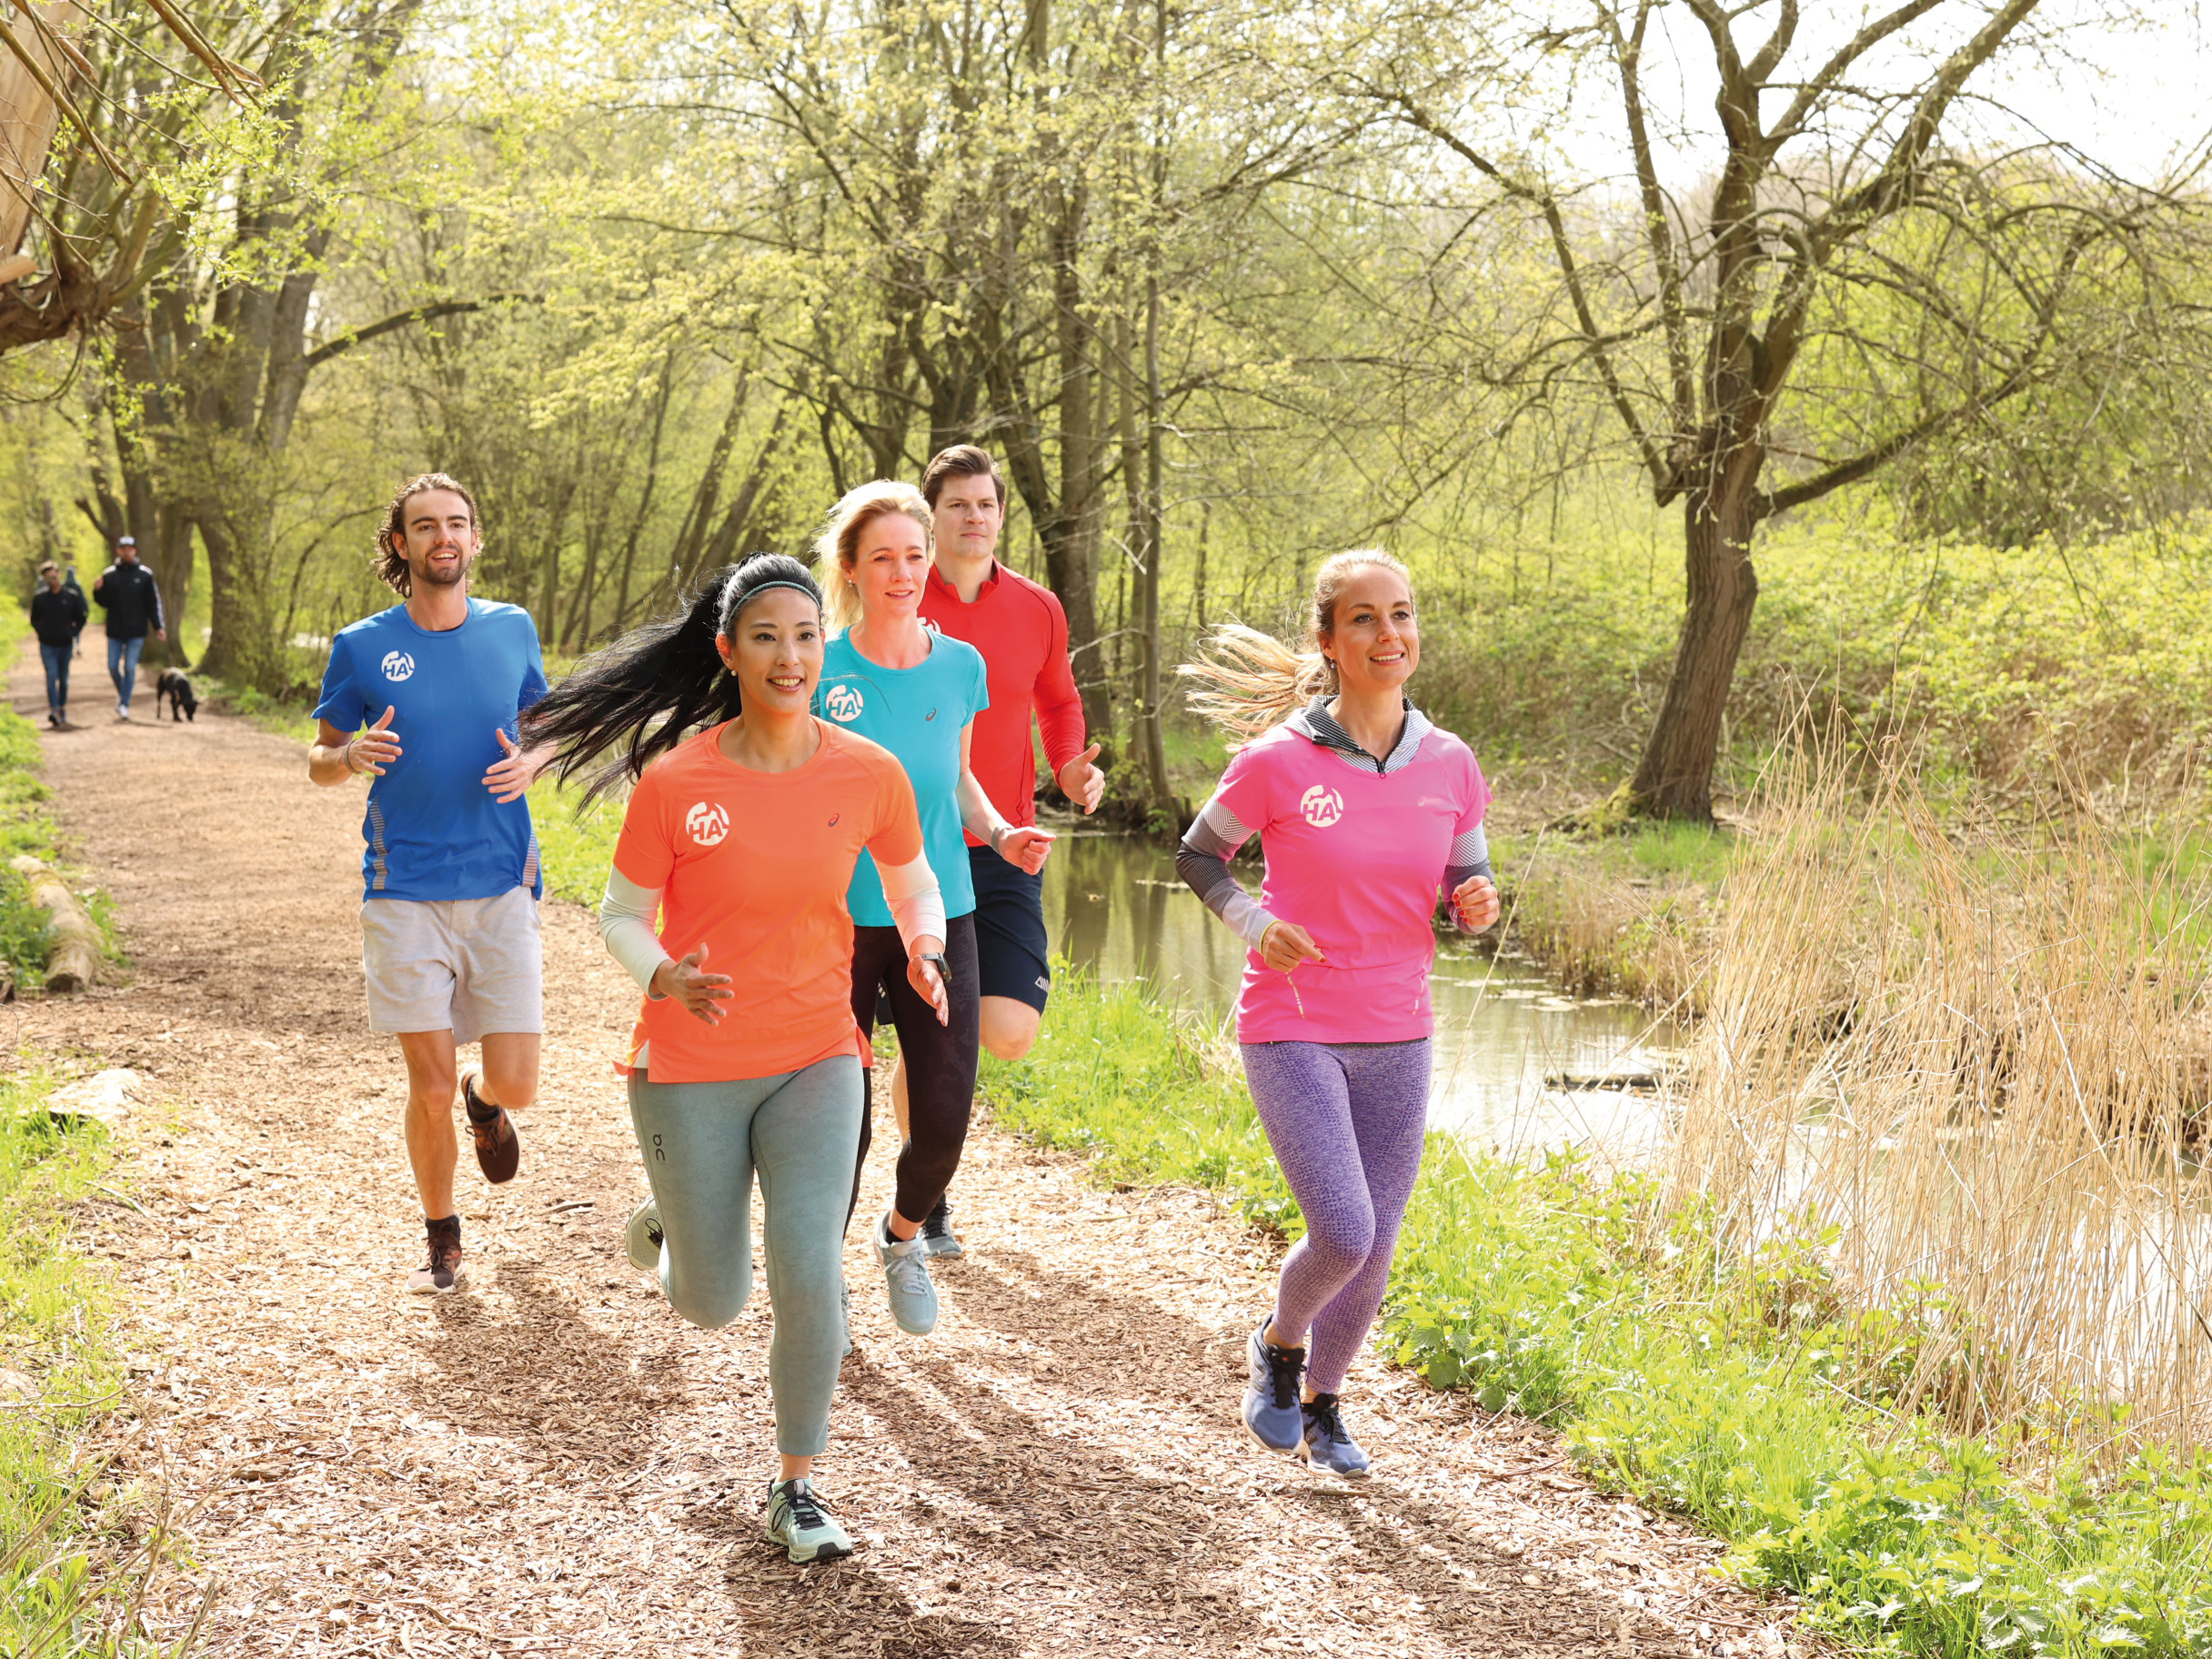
[{"left": 3, "top": 647, "right": 1799, "bottom": 1658}]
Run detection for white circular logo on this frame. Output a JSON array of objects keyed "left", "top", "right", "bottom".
[
  {"left": 381, "top": 650, "right": 415, "bottom": 682},
  {"left": 1300, "top": 784, "right": 1344, "bottom": 829},
  {"left": 823, "top": 683, "right": 865, "bottom": 723},
  {"left": 686, "top": 801, "right": 730, "bottom": 848}
]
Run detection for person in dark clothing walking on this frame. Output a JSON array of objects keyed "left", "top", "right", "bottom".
[
  {"left": 29, "top": 562, "right": 86, "bottom": 728},
  {"left": 61, "top": 565, "right": 85, "bottom": 655},
  {"left": 91, "top": 536, "right": 165, "bottom": 720}
]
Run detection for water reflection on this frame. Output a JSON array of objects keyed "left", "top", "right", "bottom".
[{"left": 1040, "top": 824, "right": 1683, "bottom": 1161}]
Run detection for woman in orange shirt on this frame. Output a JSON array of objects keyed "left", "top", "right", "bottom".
[{"left": 528, "top": 554, "right": 949, "bottom": 1564}]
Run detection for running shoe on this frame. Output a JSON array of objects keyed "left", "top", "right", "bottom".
[
  {"left": 407, "top": 1214, "right": 463, "bottom": 1294},
  {"left": 1299, "top": 1392, "right": 1372, "bottom": 1478},
  {"left": 764, "top": 1478, "right": 851, "bottom": 1563},
  {"left": 874, "top": 1213, "right": 939, "bottom": 1336},
  {"left": 918, "top": 1194, "right": 964, "bottom": 1258},
  {"left": 114, "top": 703, "right": 128, "bottom": 722},
  {"left": 461, "top": 1072, "right": 520, "bottom": 1184},
  {"left": 625, "top": 1197, "right": 663, "bottom": 1274},
  {"left": 1242, "top": 1324, "right": 1306, "bottom": 1452}
]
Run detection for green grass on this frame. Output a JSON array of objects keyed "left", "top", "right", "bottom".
[
  {"left": 983, "top": 968, "right": 2212, "bottom": 1658},
  {"left": 0, "top": 1070, "right": 192, "bottom": 1656},
  {"left": 0, "top": 612, "right": 120, "bottom": 990}
]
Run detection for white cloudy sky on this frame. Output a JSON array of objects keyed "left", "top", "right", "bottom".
[{"left": 1526, "top": 1, "right": 2209, "bottom": 187}]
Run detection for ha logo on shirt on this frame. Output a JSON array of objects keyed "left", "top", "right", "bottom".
[
  {"left": 381, "top": 650, "right": 416, "bottom": 682},
  {"left": 686, "top": 801, "right": 731, "bottom": 848},
  {"left": 1300, "top": 784, "right": 1343, "bottom": 829},
  {"left": 823, "top": 683, "right": 865, "bottom": 723}
]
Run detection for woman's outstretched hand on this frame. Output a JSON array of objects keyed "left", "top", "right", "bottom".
[
  {"left": 652, "top": 944, "right": 734, "bottom": 1024},
  {"left": 1258, "top": 919, "right": 1326, "bottom": 974},
  {"left": 1451, "top": 874, "right": 1501, "bottom": 932},
  {"left": 906, "top": 938, "right": 950, "bottom": 1026},
  {"left": 996, "top": 825, "right": 1055, "bottom": 874}
]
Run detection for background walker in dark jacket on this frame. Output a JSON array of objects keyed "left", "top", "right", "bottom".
[
  {"left": 91, "top": 538, "right": 166, "bottom": 720},
  {"left": 29, "top": 562, "right": 86, "bottom": 727}
]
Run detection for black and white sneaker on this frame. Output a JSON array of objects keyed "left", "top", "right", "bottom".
[{"left": 918, "top": 1194, "right": 963, "bottom": 1259}]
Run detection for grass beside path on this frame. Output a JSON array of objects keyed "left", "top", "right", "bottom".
[{"left": 982, "top": 970, "right": 2212, "bottom": 1659}]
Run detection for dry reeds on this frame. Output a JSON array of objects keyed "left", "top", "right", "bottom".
[{"left": 1666, "top": 735, "right": 2212, "bottom": 1454}]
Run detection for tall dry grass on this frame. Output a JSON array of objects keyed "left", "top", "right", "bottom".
[{"left": 1666, "top": 739, "right": 2212, "bottom": 1454}]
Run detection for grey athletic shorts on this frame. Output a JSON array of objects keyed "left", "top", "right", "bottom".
[{"left": 360, "top": 888, "right": 543, "bottom": 1043}]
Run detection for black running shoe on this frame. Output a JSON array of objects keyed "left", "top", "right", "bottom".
[
  {"left": 462, "top": 1072, "right": 520, "bottom": 1184},
  {"left": 407, "top": 1214, "right": 463, "bottom": 1294},
  {"left": 918, "top": 1194, "right": 964, "bottom": 1258}
]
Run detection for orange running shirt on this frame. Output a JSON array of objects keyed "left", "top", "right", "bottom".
[{"left": 611, "top": 719, "right": 924, "bottom": 1083}]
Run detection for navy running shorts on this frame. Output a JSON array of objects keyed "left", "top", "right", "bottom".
[{"left": 968, "top": 843, "right": 1051, "bottom": 1012}]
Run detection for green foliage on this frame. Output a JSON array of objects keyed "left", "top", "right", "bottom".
[
  {"left": 0, "top": 1068, "right": 146, "bottom": 1657},
  {"left": 0, "top": 612, "right": 98, "bottom": 991},
  {"left": 989, "top": 970, "right": 2212, "bottom": 1657}
]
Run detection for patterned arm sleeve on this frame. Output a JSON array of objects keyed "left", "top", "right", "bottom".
[
  {"left": 1440, "top": 823, "right": 1495, "bottom": 934},
  {"left": 1176, "top": 795, "right": 1277, "bottom": 950}
]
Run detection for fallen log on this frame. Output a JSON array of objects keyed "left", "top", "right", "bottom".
[{"left": 10, "top": 854, "right": 100, "bottom": 991}]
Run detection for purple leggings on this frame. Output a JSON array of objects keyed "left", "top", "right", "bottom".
[{"left": 1241, "top": 1038, "right": 1433, "bottom": 1393}]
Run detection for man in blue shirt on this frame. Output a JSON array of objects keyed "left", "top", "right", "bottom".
[{"left": 308, "top": 473, "right": 552, "bottom": 1294}]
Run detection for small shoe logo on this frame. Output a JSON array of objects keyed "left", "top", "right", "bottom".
[
  {"left": 823, "top": 683, "right": 865, "bottom": 722},
  {"left": 686, "top": 800, "right": 731, "bottom": 847},
  {"left": 1300, "top": 784, "right": 1344, "bottom": 829},
  {"left": 381, "top": 650, "right": 415, "bottom": 682}
]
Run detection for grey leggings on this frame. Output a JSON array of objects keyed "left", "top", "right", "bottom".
[{"left": 628, "top": 1054, "right": 861, "bottom": 1457}]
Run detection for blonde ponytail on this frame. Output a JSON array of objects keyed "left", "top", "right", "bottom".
[
  {"left": 1176, "top": 548, "right": 1413, "bottom": 743},
  {"left": 812, "top": 480, "right": 933, "bottom": 635}
]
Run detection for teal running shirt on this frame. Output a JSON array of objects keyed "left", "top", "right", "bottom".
[{"left": 815, "top": 630, "right": 990, "bottom": 925}]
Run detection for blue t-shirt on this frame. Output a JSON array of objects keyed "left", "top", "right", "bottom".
[
  {"left": 815, "top": 630, "right": 990, "bottom": 926},
  {"left": 314, "top": 598, "right": 550, "bottom": 902}
]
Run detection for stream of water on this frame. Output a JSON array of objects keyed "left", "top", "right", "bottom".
[{"left": 1037, "top": 823, "right": 1683, "bottom": 1161}]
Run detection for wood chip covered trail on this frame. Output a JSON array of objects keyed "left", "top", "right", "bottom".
[{"left": 4, "top": 652, "right": 1801, "bottom": 1657}]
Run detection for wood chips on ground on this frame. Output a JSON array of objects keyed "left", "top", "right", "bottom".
[{"left": 3, "top": 648, "right": 1808, "bottom": 1657}]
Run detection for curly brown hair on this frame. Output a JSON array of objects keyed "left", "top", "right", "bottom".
[{"left": 374, "top": 473, "right": 481, "bottom": 596}]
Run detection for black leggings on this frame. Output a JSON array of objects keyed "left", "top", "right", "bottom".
[{"left": 847, "top": 912, "right": 980, "bottom": 1230}]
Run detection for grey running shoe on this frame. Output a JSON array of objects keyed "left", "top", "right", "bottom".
[
  {"left": 764, "top": 1478, "right": 851, "bottom": 1563},
  {"left": 625, "top": 1197, "right": 663, "bottom": 1274},
  {"left": 874, "top": 1213, "right": 939, "bottom": 1335},
  {"left": 918, "top": 1195, "right": 964, "bottom": 1258},
  {"left": 1299, "top": 1392, "right": 1372, "bottom": 1478},
  {"left": 1242, "top": 1324, "right": 1305, "bottom": 1452},
  {"left": 406, "top": 1214, "right": 463, "bottom": 1294}
]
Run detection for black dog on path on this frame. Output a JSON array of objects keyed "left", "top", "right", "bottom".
[{"left": 154, "top": 669, "right": 197, "bottom": 723}]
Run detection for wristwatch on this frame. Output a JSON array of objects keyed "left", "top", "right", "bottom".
[{"left": 919, "top": 951, "right": 950, "bottom": 980}]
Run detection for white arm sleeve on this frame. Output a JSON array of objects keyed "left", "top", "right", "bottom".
[
  {"left": 876, "top": 851, "right": 947, "bottom": 952},
  {"left": 599, "top": 868, "right": 671, "bottom": 996}
]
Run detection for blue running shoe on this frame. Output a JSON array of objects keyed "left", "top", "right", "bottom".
[
  {"left": 1242, "top": 1325, "right": 1305, "bottom": 1452},
  {"left": 1299, "top": 1392, "right": 1372, "bottom": 1478},
  {"left": 764, "top": 1478, "right": 851, "bottom": 1563}
]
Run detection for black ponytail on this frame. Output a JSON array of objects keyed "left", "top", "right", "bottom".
[{"left": 525, "top": 554, "right": 823, "bottom": 803}]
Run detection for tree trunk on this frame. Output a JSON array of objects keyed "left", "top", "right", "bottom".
[
  {"left": 1628, "top": 488, "right": 1761, "bottom": 820},
  {"left": 194, "top": 515, "right": 283, "bottom": 692}
]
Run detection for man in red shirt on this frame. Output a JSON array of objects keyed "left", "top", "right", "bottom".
[{"left": 914, "top": 445, "right": 1104, "bottom": 1252}]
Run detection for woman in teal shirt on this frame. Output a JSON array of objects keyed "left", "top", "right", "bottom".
[{"left": 813, "top": 481, "right": 1054, "bottom": 1338}]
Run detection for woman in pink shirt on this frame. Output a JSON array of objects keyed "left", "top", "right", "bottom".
[{"left": 1177, "top": 550, "right": 1501, "bottom": 1477}]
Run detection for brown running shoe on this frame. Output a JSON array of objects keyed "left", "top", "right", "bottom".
[
  {"left": 407, "top": 1214, "right": 463, "bottom": 1294},
  {"left": 462, "top": 1072, "right": 520, "bottom": 1184}
]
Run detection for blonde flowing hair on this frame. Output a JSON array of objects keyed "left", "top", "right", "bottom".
[
  {"left": 1179, "top": 548, "right": 1413, "bottom": 742},
  {"left": 812, "top": 480, "right": 934, "bottom": 634}
]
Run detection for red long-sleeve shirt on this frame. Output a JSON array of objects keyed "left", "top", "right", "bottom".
[{"left": 920, "top": 559, "right": 1088, "bottom": 841}]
